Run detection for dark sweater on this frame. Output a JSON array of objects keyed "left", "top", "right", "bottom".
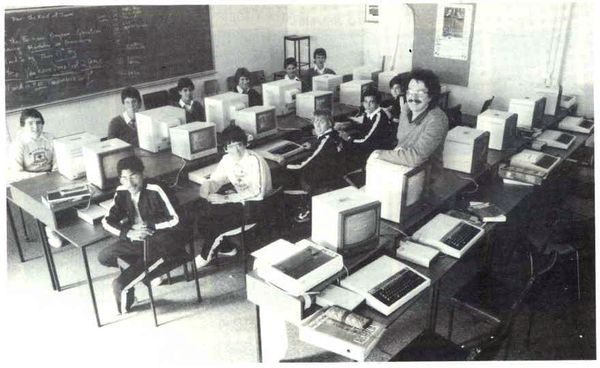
[
  {"left": 108, "top": 115, "right": 138, "bottom": 147},
  {"left": 232, "top": 87, "right": 262, "bottom": 107},
  {"left": 301, "top": 67, "right": 336, "bottom": 92}
]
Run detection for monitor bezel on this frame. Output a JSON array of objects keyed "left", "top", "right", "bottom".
[
  {"left": 338, "top": 201, "right": 381, "bottom": 256},
  {"left": 313, "top": 93, "right": 333, "bottom": 113},
  {"left": 255, "top": 109, "right": 278, "bottom": 135},
  {"left": 188, "top": 126, "right": 217, "bottom": 155},
  {"left": 98, "top": 147, "right": 135, "bottom": 189}
]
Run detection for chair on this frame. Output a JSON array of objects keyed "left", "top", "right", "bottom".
[
  {"left": 215, "top": 187, "right": 285, "bottom": 273},
  {"left": 480, "top": 96, "right": 495, "bottom": 113},
  {"left": 250, "top": 70, "right": 266, "bottom": 86},
  {"left": 446, "top": 240, "right": 558, "bottom": 357},
  {"left": 142, "top": 225, "right": 202, "bottom": 327},
  {"left": 226, "top": 75, "right": 237, "bottom": 92},
  {"left": 203, "top": 79, "right": 220, "bottom": 97},
  {"left": 167, "top": 87, "right": 181, "bottom": 105},
  {"left": 342, "top": 74, "right": 353, "bottom": 83},
  {"left": 444, "top": 104, "right": 462, "bottom": 130},
  {"left": 273, "top": 71, "right": 286, "bottom": 81},
  {"left": 391, "top": 251, "right": 556, "bottom": 361},
  {"left": 142, "top": 90, "right": 170, "bottom": 110}
]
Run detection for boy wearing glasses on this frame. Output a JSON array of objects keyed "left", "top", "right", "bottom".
[
  {"left": 373, "top": 68, "right": 448, "bottom": 170},
  {"left": 194, "top": 125, "right": 272, "bottom": 267},
  {"left": 98, "top": 156, "right": 186, "bottom": 314}
]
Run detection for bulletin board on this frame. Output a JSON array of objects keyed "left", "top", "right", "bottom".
[{"left": 409, "top": 3, "right": 476, "bottom": 86}]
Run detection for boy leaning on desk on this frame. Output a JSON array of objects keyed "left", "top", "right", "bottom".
[{"left": 8, "top": 108, "right": 65, "bottom": 248}]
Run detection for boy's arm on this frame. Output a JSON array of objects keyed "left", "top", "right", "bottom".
[
  {"left": 144, "top": 183, "right": 180, "bottom": 230},
  {"left": 101, "top": 192, "right": 131, "bottom": 240},
  {"left": 199, "top": 157, "right": 229, "bottom": 198}
]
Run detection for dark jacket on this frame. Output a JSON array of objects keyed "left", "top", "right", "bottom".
[
  {"left": 174, "top": 100, "right": 206, "bottom": 123},
  {"left": 349, "top": 108, "right": 396, "bottom": 151},
  {"left": 108, "top": 115, "right": 139, "bottom": 147},
  {"left": 102, "top": 180, "right": 180, "bottom": 241},
  {"left": 232, "top": 88, "right": 262, "bottom": 107}
]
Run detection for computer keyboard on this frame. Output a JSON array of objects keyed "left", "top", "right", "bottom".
[
  {"left": 536, "top": 154, "right": 557, "bottom": 169},
  {"left": 580, "top": 120, "right": 593, "bottom": 129},
  {"left": 441, "top": 222, "right": 482, "bottom": 250},
  {"left": 369, "top": 268, "right": 427, "bottom": 307},
  {"left": 556, "top": 133, "right": 573, "bottom": 144}
]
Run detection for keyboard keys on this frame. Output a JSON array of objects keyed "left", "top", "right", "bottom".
[
  {"left": 536, "top": 154, "right": 557, "bottom": 169},
  {"left": 441, "top": 222, "right": 481, "bottom": 250},
  {"left": 369, "top": 268, "right": 427, "bottom": 306},
  {"left": 556, "top": 133, "right": 573, "bottom": 144}
]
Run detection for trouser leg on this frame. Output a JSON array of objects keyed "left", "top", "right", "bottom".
[{"left": 196, "top": 200, "right": 244, "bottom": 259}]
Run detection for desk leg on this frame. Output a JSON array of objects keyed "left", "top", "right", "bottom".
[
  {"left": 7, "top": 201, "right": 26, "bottom": 263},
  {"left": 81, "top": 247, "right": 102, "bottom": 327},
  {"left": 36, "top": 220, "right": 60, "bottom": 291},
  {"left": 427, "top": 282, "right": 441, "bottom": 332},
  {"left": 18, "top": 206, "right": 32, "bottom": 241},
  {"left": 255, "top": 305, "right": 263, "bottom": 363}
]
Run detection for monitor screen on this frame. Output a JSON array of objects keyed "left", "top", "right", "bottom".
[
  {"left": 343, "top": 207, "right": 378, "bottom": 247},
  {"left": 189, "top": 127, "right": 217, "bottom": 154},
  {"left": 256, "top": 110, "right": 276, "bottom": 134},
  {"left": 314, "top": 94, "right": 332, "bottom": 112},
  {"left": 102, "top": 150, "right": 134, "bottom": 182}
]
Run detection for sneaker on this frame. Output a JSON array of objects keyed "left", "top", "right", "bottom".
[
  {"left": 150, "top": 274, "right": 169, "bottom": 287},
  {"left": 294, "top": 209, "right": 311, "bottom": 223},
  {"left": 45, "top": 227, "right": 64, "bottom": 248},
  {"left": 195, "top": 255, "right": 212, "bottom": 268},
  {"left": 217, "top": 248, "right": 238, "bottom": 257}
]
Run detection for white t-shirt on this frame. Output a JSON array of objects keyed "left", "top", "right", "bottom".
[
  {"left": 204, "top": 149, "right": 272, "bottom": 202},
  {"left": 8, "top": 131, "right": 56, "bottom": 183}
]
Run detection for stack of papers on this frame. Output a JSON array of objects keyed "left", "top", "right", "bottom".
[{"left": 468, "top": 201, "right": 507, "bottom": 222}]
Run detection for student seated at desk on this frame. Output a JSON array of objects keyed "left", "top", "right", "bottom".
[
  {"left": 284, "top": 57, "right": 300, "bottom": 82},
  {"left": 232, "top": 67, "right": 262, "bottom": 107},
  {"left": 98, "top": 156, "right": 187, "bottom": 314},
  {"left": 338, "top": 88, "right": 396, "bottom": 169},
  {"left": 8, "top": 108, "right": 64, "bottom": 248},
  {"left": 284, "top": 110, "right": 344, "bottom": 222},
  {"left": 194, "top": 125, "right": 272, "bottom": 268},
  {"left": 108, "top": 86, "right": 142, "bottom": 147},
  {"left": 373, "top": 69, "right": 449, "bottom": 171},
  {"left": 175, "top": 77, "right": 206, "bottom": 123},
  {"left": 381, "top": 75, "right": 406, "bottom": 129},
  {"left": 301, "top": 47, "right": 336, "bottom": 92}
]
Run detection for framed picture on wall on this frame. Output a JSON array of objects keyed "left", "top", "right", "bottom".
[{"left": 365, "top": 4, "right": 379, "bottom": 23}]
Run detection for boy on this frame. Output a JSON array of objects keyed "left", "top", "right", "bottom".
[
  {"left": 302, "top": 48, "right": 336, "bottom": 92},
  {"left": 284, "top": 57, "right": 300, "bottom": 81},
  {"left": 285, "top": 110, "right": 343, "bottom": 222},
  {"left": 195, "top": 125, "right": 272, "bottom": 267},
  {"left": 176, "top": 77, "right": 206, "bottom": 123},
  {"left": 381, "top": 75, "right": 406, "bottom": 126},
  {"left": 98, "top": 156, "right": 186, "bottom": 314},
  {"left": 108, "top": 86, "right": 142, "bottom": 147},
  {"left": 339, "top": 88, "right": 396, "bottom": 168},
  {"left": 9, "top": 108, "right": 64, "bottom": 248},
  {"left": 232, "top": 67, "right": 262, "bottom": 107}
]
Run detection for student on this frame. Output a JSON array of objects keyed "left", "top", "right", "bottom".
[
  {"left": 194, "top": 125, "right": 272, "bottom": 267},
  {"left": 9, "top": 108, "right": 64, "bottom": 248},
  {"left": 284, "top": 110, "right": 343, "bottom": 222},
  {"left": 302, "top": 48, "right": 336, "bottom": 92},
  {"left": 339, "top": 88, "right": 396, "bottom": 168},
  {"left": 373, "top": 68, "right": 449, "bottom": 170},
  {"left": 108, "top": 86, "right": 141, "bottom": 147},
  {"left": 232, "top": 67, "right": 262, "bottom": 107},
  {"left": 98, "top": 156, "right": 186, "bottom": 314},
  {"left": 284, "top": 57, "right": 300, "bottom": 81},
  {"left": 175, "top": 77, "right": 205, "bottom": 123},
  {"left": 381, "top": 75, "right": 406, "bottom": 126}
]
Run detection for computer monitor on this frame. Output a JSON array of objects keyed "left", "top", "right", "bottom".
[
  {"left": 311, "top": 186, "right": 381, "bottom": 256},
  {"left": 295, "top": 91, "right": 334, "bottom": 120},
  {"left": 535, "top": 85, "right": 563, "bottom": 116},
  {"left": 443, "top": 126, "right": 490, "bottom": 174},
  {"left": 204, "top": 92, "right": 249, "bottom": 132},
  {"left": 508, "top": 96, "right": 546, "bottom": 130},
  {"left": 312, "top": 74, "right": 343, "bottom": 100},
  {"left": 170, "top": 122, "right": 218, "bottom": 160},
  {"left": 365, "top": 155, "right": 427, "bottom": 224},
  {"left": 234, "top": 106, "right": 278, "bottom": 140},
  {"left": 83, "top": 138, "right": 135, "bottom": 190},
  {"left": 476, "top": 109, "right": 518, "bottom": 151},
  {"left": 377, "top": 70, "right": 399, "bottom": 94},
  {"left": 262, "top": 79, "right": 301, "bottom": 116},
  {"left": 136, "top": 105, "right": 185, "bottom": 152},
  {"left": 352, "top": 66, "right": 381, "bottom": 83},
  {"left": 54, "top": 132, "right": 101, "bottom": 180},
  {"left": 340, "top": 80, "right": 374, "bottom": 107}
]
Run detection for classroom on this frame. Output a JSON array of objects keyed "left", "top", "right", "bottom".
[{"left": 3, "top": 1, "right": 596, "bottom": 365}]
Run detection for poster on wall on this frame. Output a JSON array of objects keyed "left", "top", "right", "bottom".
[{"left": 433, "top": 4, "right": 473, "bottom": 60}]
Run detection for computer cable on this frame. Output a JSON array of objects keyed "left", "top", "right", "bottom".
[{"left": 169, "top": 158, "right": 187, "bottom": 188}]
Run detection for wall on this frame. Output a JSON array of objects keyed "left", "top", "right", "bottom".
[
  {"left": 443, "top": 1, "right": 594, "bottom": 117},
  {"left": 4, "top": 4, "right": 288, "bottom": 141}
]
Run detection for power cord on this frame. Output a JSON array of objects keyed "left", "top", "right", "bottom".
[{"left": 169, "top": 158, "right": 187, "bottom": 188}]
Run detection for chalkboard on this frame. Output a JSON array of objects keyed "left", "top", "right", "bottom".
[{"left": 5, "top": 6, "right": 214, "bottom": 111}]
